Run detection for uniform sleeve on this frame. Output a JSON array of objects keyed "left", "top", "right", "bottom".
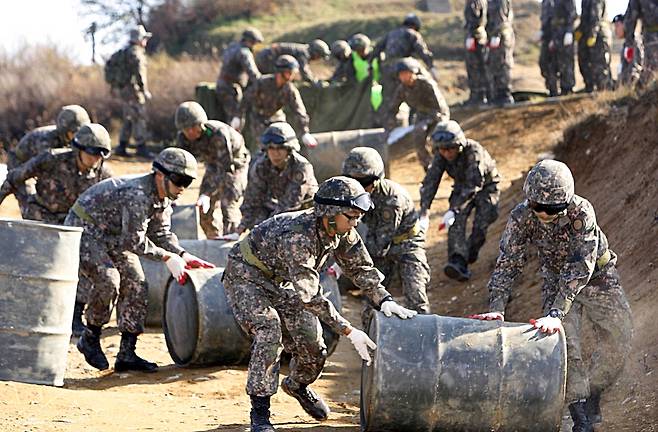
[
  {"left": 385, "top": 84, "right": 405, "bottom": 130},
  {"left": 240, "top": 48, "right": 261, "bottom": 82},
  {"left": 285, "top": 85, "right": 310, "bottom": 134},
  {"left": 466, "top": 0, "right": 487, "bottom": 36},
  {"left": 274, "top": 162, "right": 316, "bottom": 214},
  {"left": 12, "top": 135, "right": 39, "bottom": 166},
  {"left": 487, "top": 207, "right": 530, "bottom": 313},
  {"left": 146, "top": 206, "right": 185, "bottom": 258},
  {"left": 564, "top": 0, "right": 577, "bottom": 30},
  {"left": 3, "top": 151, "right": 51, "bottom": 194},
  {"left": 240, "top": 79, "right": 258, "bottom": 119},
  {"left": 419, "top": 155, "right": 446, "bottom": 212},
  {"left": 239, "top": 163, "right": 271, "bottom": 230},
  {"left": 449, "top": 153, "right": 486, "bottom": 210},
  {"left": 430, "top": 83, "right": 450, "bottom": 122},
  {"left": 410, "top": 32, "right": 434, "bottom": 69},
  {"left": 365, "top": 200, "right": 404, "bottom": 258},
  {"left": 119, "top": 199, "right": 170, "bottom": 259},
  {"left": 541, "top": 0, "right": 553, "bottom": 36},
  {"left": 624, "top": 0, "right": 639, "bottom": 46},
  {"left": 199, "top": 136, "right": 229, "bottom": 196}
]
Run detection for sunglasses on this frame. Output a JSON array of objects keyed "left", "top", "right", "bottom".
[
  {"left": 84, "top": 146, "right": 111, "bottom": 158},
  {"left": 431, "top": 130, "right": 456, "bottom": 142},
  {"left": 351, "top": 175, "right": 379, "bottom": 188},
  {"left": 529, "top": 201, "right": 569, "bottom": 215},
  {"left": 342, "top": 212, "right": 363, "bottom": 222},
  {"left": 261, "top": 133, "right": 288, "bottom": 145},
  {"left": 167, "top": 172, "right": 194, "bottom": 188}
]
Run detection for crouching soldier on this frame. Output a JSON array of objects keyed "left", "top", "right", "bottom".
[
  {"left": 66, "top": 148, "right": 214, "bottom": 372},
  {"left": 223, "top": 176, "right": 417, "bottom": 431}
]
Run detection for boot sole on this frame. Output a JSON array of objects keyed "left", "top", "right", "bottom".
[
  {"left": 281, "top": 382, "right": 329, "bottom": 421},
  {"left": 76, "top": 338, "right": 109, "bottom": 370},
  {"left": 444, "top": 264, "right": 470, "bottom": 282},
  {"left": 114, "top": 362, "right": 158, "bottom": 373}
]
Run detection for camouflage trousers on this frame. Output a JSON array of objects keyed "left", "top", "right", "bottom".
[
  {"left": 577, "top": 36, "right": 613, "bottom": 92},
  {"left": 200, "top": 171, "right": 247, "bottom": 238},
  {"left": 486, "top": 34, "right": 515, "bottom": 100},
  {"left": 378, "top": 63, "right": 401, "bottom": 126},
  {"left": 410, "top": 115, "right": 439, "bottom": 171},
  {"left": 540, "top": 39, "right": 575, "bottom": 95},
  {"left": 215, "top": 79, "right": 242, "bottom": 123},
  {"left": 223, "top": 255, "right": 327, "bottom": 397},
  {"left": 448, "top": 186, "right": 500, "bottom": 262},
  {"left": 618, "top": 41, "right": 643, "bottom": 87},
  {"left": 543, "top": 265, "right": 633, "bottom": 402},
  {"left": 119, "top": 98, "right": 148, "bottom": 146},
  {"left": 466, "top": 43, "right": 490, "bottom": 100},
  {"left": 640, "top": 32, "right": 658, "bottom": 85}
]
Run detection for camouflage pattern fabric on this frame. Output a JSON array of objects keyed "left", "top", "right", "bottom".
[
  {"left": 239, "top": 151, "right": 318, "bottom": 231},
  {"left": 216, "top": 41, "right": 261, "bottom": 121},
  {"left": 465, "top": 0, "right": 491, "bottom": 100},
  {"left": 223, "top": 208, "right": 390, "bottom": 397},
  {"left": 176, "top": 120, "right": 250, "bottom": 237},
  {"left": 487, "top": 195, "right": 633, "bottom": 402},
  {"left": 624, "top": 0, "right": 658, "bottom": 83},
  {"left": 256, "top": 43, "right": 318, "bottom": 84},
  {"left": 113, "top": 44, "right": 149, "bottom": 146},
  {"left": 577, "top": 0, "right": 613, "bottom": 91},
  {"left": 539, "top": 0, "right": 576, "bottom": 95},
  {"left": 486, "top": 0, "right": 515, "bottom": 100},
  {"left": 330, "top": 57, "right": 354, "bottom": 83},
  {"left": 618, "top": 38, "right": 644, "bottom": 85}
]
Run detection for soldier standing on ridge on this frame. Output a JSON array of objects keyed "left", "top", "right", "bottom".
[
  {"left": 539, "top": 0, "right": 577, "bottom": 96},
  {"left": 623, "top": 0, "right": 658, "bottom": 84},
  {"left": 612, "top": 13, "right": 643, "bottom": 86},
  {"left": 464, "top": 0, "right": 491, "bottom": 105},
  {"left": 576, "top": 0, "right": 613, "bottom": 92},
  {"left": 486, "top": 0, "right": 515, "bottom": 105},
  {"left": 255, "top": 40, "right": 330, "bottom": 86},
  {"left": 471, "top": 159, "right": 633, "bottom": 432}
]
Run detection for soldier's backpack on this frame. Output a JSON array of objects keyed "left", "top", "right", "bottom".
[{"left": 104, "top": 48, "right": 131, "bottom": 88}]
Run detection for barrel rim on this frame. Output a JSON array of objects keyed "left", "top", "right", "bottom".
[
  {"left": 163, "top": 275, "right": 201, "bottom": 366},
  {"left": 0, "top": 218, "right": 83, "bottom": 233}
]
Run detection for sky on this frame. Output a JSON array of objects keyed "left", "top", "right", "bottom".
[{"left": 0, "top": 0, "right": 633, "bottom": 65}]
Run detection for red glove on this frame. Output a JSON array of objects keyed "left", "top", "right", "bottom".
[
  {"left": 465, "top": 37, "right": 477, "bottom": 52},
  {"left": 182, "top": 252, "right": 215, "bottom": 269},
  {"left": 624, "top": 46, "right": 634, "bottom": 63},
  {"left": 467, "top": 312, "right": 504, "bottom": 321}
]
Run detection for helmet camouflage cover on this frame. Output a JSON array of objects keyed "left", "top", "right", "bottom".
[
  {"left": 342, "top": 147, "right": 385, "bottom": 179},
  {"left": 242, "top": 27, "right": 264, "bottom": 43},
  {"left": 523, "top": 159, "right": 575, "bottom": 205},
  {"left": 153, "top": 147, "right": 198, "bottom": 179},
  {"left": 175, "top": 101, "right": 208, "bottom": 130},
  {"left": 56, "top": 105, "right": 91, "bottom": 135},
  {"left": 72, "top": 123, "right": 112, "bottom": 155},
  {"left": 431, "top": 120, "right": 467, "bottom": 150},
  {"left": 275, "top": 54, "right": 300, "bottom": 71},
  {"left": 309, "top": 39, "right": 330, "bottom": 59},
  {"left": 349, "top": 33, "right": 371, "bottom": 51},
  {"left": 314, "top": 176, "right": 374, "bottom": 217},
  {"left": 261, "top": 121, "right": 300, "bottom": 152},
  {"left": 331, "top": 40, "right": 352, "bottom": 60}
]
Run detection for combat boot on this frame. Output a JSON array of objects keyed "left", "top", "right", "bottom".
[
  {"left": 115, "top": 141, "right": 129, "bottom": 157},
  {"left": 71, "top": 301, "right": 86, "bottom": 338},
  {"left": 281, "top": 377, "right": 330, "bottom": 421},
  {"left": 135, "top": 143, "right": 154, "bottom": 159},
  {"left": 584, "top": 392, "right": 602, "bottom": 425},
  {"left": 444, "top": 255, "right": 471, "bottom": 282},
  {"left": 569, "top": 400, "right": 594, "bottom": 432},
  {"left": 114, "top": 332, "right": 158, "bottom": 373},
  {"left": 77, "top": 325, "right": 109, "bottom": 370},
  {"left": 250, "top": 396, "right": 276, "bottom": 432}
]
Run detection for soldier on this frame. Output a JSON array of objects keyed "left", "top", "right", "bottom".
[
  {"left": 342, "top": 147, "right": 431, "bottom": 326},
  {"left": 223, "top": 176, "right": 417, "bottom": 432},
  {"left": 237, "top": 122, "right": 318, "bottom": 233},
  {"left": 419, "top": 120, "right": 500, "bottom": 282},
  {"left": 372, "top": 14, "right": 437, "bottom": 119},
  {"left": 486, "top": 0, "right": 515, "bottom": 105},
  {"left": 464, "top": 0, "right": 491, "bottom": 105},
  {"left": 66, "top": 148, "right": 214, "bottom": 372},
  {"left": 539, "top": 0, "right": 577, "bottom": 96},
  {"left": 385, "top": 58, "right": 450, "bottom": 171},
  {"left": 471, "top": 160, "right": 633, "bottom": 431},
  {"left": 0, "top": 124, "right": 113, "bottom": 337},
  {"left": 215, "top": 28, "right": 263, "bottom": 128},
  {"left": 613, "top": 13, "right": 644, "bottom": 86},
  {"left": 255, "top": 40, "right": 330, "bottom": 86},
  {"left": 576, "top": 0, "right": 613, "bottom": 92},
  {"left": 240, "top": 55, "right": 318, "bottom": 151},
  {"left": 174, "top": 101, "right": 250, "bottom": 238},
  {"left": 108, "top": 25, "right": 152, "bottom": 158},
  {"left": 623, "top": 0, "right": 657, "bottom": 85},
  {"left": 7, "top": 105, "right": 90, "bottom": 216},
  {"left": 349, "top": 33, "right": 380, "bottom": 84},
  {"left": 329, "top": 40, "right": 353, "bottom": 83}
]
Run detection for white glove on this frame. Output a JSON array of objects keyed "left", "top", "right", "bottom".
[
  {"left": 230, "top": 116, "right": 241, "bottom": 130},
  {"left": 438, "top": 210, "right": 455, "bottom": 231},
  {"left": 489, "top": 36, "right": 501, "bottom": 49},
  {"left": 217, "top": 232, "right": 240, "bottom": 241},
  {"left": 465, "top": 37, "right": 476, "bottom": 52},
  {"left": 346, "top": 328, "right": 377, "bottom": 365},
  {"left": 418, "top": 215, "right": 429, "bottom": 232},
  {"left": 380, "top": 300, "right": 417, "bottom": 319},
  {"left": 302, "top": 133, "right": 318, "bottom": 148},
  {"left": 144, "top": 90, "right": 152, "bottom": 100},
  {"left": 563, "top": 32, "right": 573, "bottom": 46},
  {"left": 430, "top": 66, "right": 440, "bottom": 81},
  {"left": 531, "top": 316, "right": 562, "bottom": 334},
  {"left": 165, "top": 253, "right": 188, "bottom": 284},
  {"left": 468, "top": 312, "right": 505, "bottom": 321},
  {"left": 196, "top": 194, "right": 211, "bottom": 214}
]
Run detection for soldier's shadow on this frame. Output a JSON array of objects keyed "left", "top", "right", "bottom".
[{"left": 200, "top": 424, "right": 359, "bottom": 432}]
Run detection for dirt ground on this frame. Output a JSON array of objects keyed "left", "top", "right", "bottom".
[{"left": 2, "top": 87, "right": 657, "bottom": 431}]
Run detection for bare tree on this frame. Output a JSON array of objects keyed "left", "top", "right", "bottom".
[{"left": 79, "top": 0, "right": 162, "bottom": 47}]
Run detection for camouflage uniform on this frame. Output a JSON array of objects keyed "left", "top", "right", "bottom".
[
  {"left": 256, "top": 43, "right": 319, "bottom": 84},
  {"left": 465, "top": 0, "right": 491, "bottom": 103},
  {"left": 577, "top": 0, "right": 613, "bottom": 91},
  {"left": 619, "top": 37, "right": 644, "bottom": 85},
  {"left": 420, "top": 139, "right": 500, "bottom": 263},
  {"left": 114, "top": 43, "right": 150, "bottom": 149},
  {"left": 624, "top": 0, "right": 658, "bottom": 84},
  {"left": 539, "top": 0, "right": 577, "bottom": 96},
  {"left": 386, "top": 74, "right": 450, "bottom": 170},
  {"left": 240, "top": 75, "right": 310, "bottom": 151},
  {"left": 216, "top": 40, "right": 261, "bottom": 122},
  {"left": 223, "top": 208, "right": 391, "bottom": 396},
  {"left": 239, "top": 151, "right": 318, "bottom": 231},
  {"left": 487, "top": 195, "right": 633, "bottom": 402},
  {"left": 64, "top": 174, "right": 185, "bottom": 334},
  {"left": 177, "top": 120, "right": 250, "bottom": 237},
  {"left": 486, "top": 0, "right": 515, "bottom": 103}
]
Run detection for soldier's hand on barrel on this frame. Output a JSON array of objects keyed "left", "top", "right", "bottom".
[
  {"left": 530, "top": 316, "right": 562, "bottom": 334},
  {"left": 230, "top": 116, "right": 242, "bottom": 131},
  {"left": 182, "top": 252, "right": 215, "bottom": 269},
  {"left": 302, "top": 133, "right": 318, "bottom": 149},
  {"left": 346, "top": 328, "right": 377, "bottom": 365},
  {"left": 196, "top": 194, "right": 211, "bottom": 213},
  {"left": 467, "top": 312, "right": 504, "bottom": 321},
  {"left": 380, "top": 300, "right": 417, "bottom": 319},
  {"left": 164, "top": 253, "right": 188, "bottom": 284}
]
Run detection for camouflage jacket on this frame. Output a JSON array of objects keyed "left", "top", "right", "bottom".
[
  {"left": 386, "top": 74, "right": 450, "bottom": 130},
  {"left": 363, "top": 179, "right": 422, "bottom": 258},
  {"left": 117, "top": 44, "right": 149, "bottom": 99},
  {"left": 0, "top": 149, "right": 112, "bottom": 216},
  {"left": 8, "top": 125, "right": 66, "bottom": 169},
  {"left": 541, "top": 0, "right": 576, "bottom": 39},
  {"left": 255, "top": 42, "right": 317, "bottom": 83},
  {"left": 578, "top": 0, "right": 609, "bottom": 39},
  {"left": 488, "top": 195, "right": 615, "bottom": 315},
  {"left": 486, "top": 0, "right": 514, "bottom": 38},
  {"left": 69, "top": 173, "right": 183, "bottom": 260},
  {"left": 330, "top": 58, "right": 354, "bottom": 83},
  {"left": 240, "top": 151, "right": 318, "bottom": 230},
  {"left": 420, "top": 139, "right": 500, "bottom": 212},
  {"left": 465, "top": 0, "right": 488, "bottom": 42},
  {"left": 372, "top": 27, "right": 433, "bottom": 69},
  {"left": 241, "top": 74, "right": 310, "bottom": 133},
  {"left": 624, "top": 0, "right": 658, "bottom": 44},
  {"left": 176, "top": 120, "right": 250, "bottom": 196},
  {"left": 231, "top": 208, "right": 390, "bottom": 333},
  {"left": 217, "top": 40, "right": 261, "bottom": 87}
]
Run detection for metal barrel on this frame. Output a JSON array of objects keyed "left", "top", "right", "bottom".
[
  {"left": 361, "top": 313, "right": 567, "bottom": 432},
  {"left": 0, "top": 219, "right": 82, "bottom": 387},
  {"left": 170, "top": 204, "right": 201, "bottom": 240},
  {"left": 141, "top": 239, "right": 236, "bottom": 327},
  {"left": 163, "top": 267, "right": 342, "bottom": 367},
  {"left": 309, "top": 128, "right": 389, "bottom": 181}
]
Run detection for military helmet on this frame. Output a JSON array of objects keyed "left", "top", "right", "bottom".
[
  {"left": 396, "top": 57, "right": 421, "bottom": 74},
  {"left": 153, "top": 148, "right": 198, "bottom": 182},
  {"left": 612, "top": 14, "right": 624, "bottom": 23},
  {"left": 130, "top": 24, "right": 152, "bottom": 43},
  {"left": 309, "top": 39, "right": 330, "bottom": 59},
  {"left": 431, "top": 120, "right": 467, "bottom": 150},
  {"left": 523, "top": 159, "right": 575, "bottom": 206},
  {"left": 261, "top": 121, "right": 300, "bottom": 152},
  {"left": 314, "top": 176, "right": 374, "bottom": 217},
  {"left": 403, "top": 13, "right": 422, "bottom": 30},
  {"left": 56, "top": 105, "right": 91, "bottom": 136},
  {"left": 342, "top": 147, "right": 385, "bottom": 180},
  {"left": 275, "top": 54, "right": 300, "bottom": 72},
  {"left": 71, "top": 123, "right": 112, "bottom": 158},
  {"left": 175, "top": 101, "right": 208, "bottom": 130},
  {"left": 242, "top": 27, "right": 264, "bottom": 43},
  {"left": 349, "top": 33, "right": 371, "bottom": 51},
  {"left": 331, "top": 40, "right": 352, "bottom": 61}
]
